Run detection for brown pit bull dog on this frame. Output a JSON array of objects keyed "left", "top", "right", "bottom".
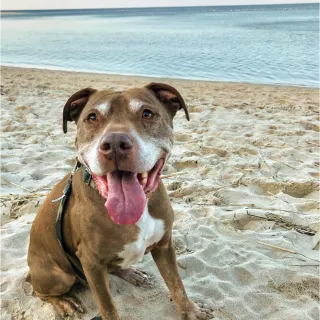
[{"left": 27, "top": 83, "right": 212, "bottom": 320}]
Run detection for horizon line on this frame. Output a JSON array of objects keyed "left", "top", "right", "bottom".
[{"left": 1, "top": 2, "right": 319, "bottom": 12}]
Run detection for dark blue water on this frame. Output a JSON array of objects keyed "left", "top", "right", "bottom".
[{"left": 1, "top": 4, "right": 319, "bottom": 87}]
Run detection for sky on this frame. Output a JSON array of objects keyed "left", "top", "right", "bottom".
[{"left": 1, "top": 0, "right": 318, "bottom": 10}]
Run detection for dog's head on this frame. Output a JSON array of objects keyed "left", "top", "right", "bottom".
[{"left": 63, "top": 83, "right": 189, "bottom": 225}]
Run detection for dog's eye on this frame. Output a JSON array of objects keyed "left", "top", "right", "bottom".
[
  {"left": 142, "top": 109, "right": 154, "bottom": 119},
  {"left": 87, "top": 113, "right": 97, "bottom": 121}
]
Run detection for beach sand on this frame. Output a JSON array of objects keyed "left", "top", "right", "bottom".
[{"left": 1, "top": 66, "right": 319, "bottom": 320}]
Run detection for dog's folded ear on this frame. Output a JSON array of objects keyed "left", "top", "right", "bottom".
[
  {"left": 63, "top": 88, "right": 97, "bottom": 133},
  {"left": 145, "top": 82, "right": 189, "bottom": 121}
]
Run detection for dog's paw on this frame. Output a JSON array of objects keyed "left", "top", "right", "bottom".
[
  {"left": 111, "top": 267, "right": 152, "bottom": 287},
  {"left": 47, "top": 294, "right": 85, "bottom": 318},
  {"left": 181, "top": 302, "right": 213, "bottom": 320}
]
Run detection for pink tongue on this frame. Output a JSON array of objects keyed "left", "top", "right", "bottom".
[{"left": 106, "top": 171, "right": 146, "bottom": 225}]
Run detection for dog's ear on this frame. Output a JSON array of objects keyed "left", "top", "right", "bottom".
[
  {"left": 145, "top": 82, "right": 189, "bottom": 121},
  {"left": 63, "top": 88, "right": 97, "bottom": 133}
]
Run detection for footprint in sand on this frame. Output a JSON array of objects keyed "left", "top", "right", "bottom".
[
  {"left": 166, "top": 181, "right": 183, "bottom": 191},
  {"left": 249, "top": 179, "right": 319, "bottom": 198},
  {"left": 174, "top": 159, "right": 198, "bottom": 170},
  {"left": 174, "top": 133, "right": 193, "bottom": 142},
  {"left": 199, "top": 146, "right": 228, "bottom": 157},
  {"left": 300, "top": 121, "right": 320, "bottom": 132}
]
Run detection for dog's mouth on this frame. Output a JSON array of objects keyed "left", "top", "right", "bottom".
[{"left": 91, "top": 158, "right": 165, "bottom": 225}]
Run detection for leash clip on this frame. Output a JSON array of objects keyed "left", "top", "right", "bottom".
[
  {"left": 51, "top": 160, "right": 81, "bottom": 203},
  {"left": 52, "top": 194, "right": 65, "bottom": 203}
]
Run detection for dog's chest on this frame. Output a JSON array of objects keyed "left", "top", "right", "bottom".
[{"left": 118, "top": 207, "right": 165, "bottom": 269}]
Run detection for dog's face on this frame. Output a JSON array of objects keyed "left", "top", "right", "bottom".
[{"left": 63, "top": 83, "right": 189, "bottom": 225}]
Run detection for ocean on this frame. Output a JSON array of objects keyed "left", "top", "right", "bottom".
[{"left": 1, "top": 4, "right": 319, "bottom": 87}]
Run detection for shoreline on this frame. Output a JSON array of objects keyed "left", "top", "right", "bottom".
[
  {"left": 2, "top": 65, "right": 319, "bottom": 90},
  {"left": 1, "top": 3, "right": 318, "bottom": 14}
]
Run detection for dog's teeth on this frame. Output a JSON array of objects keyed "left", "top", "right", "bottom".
[{"left": 140, "top": 172, "right": 148, "bottom": 187}]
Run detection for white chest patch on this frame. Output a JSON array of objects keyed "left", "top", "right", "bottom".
[{"left": 118, "top": 206, "right": 165, "bottom": 269}]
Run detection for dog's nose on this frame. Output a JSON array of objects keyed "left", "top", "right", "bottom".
[{"left": 99, "top": 133, "right": 133, "bottom": 157}]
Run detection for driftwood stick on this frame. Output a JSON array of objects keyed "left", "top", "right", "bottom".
[
  {"left": 246, "top": 210, "right": 316, "bottom": 236},
  {"left": 161, "top": 172, "right": 188, "bottom": 179},
  {"left": 257, "top": 241, "right": 296, "bottom": 254},
  {"left": 258, "top": 241, "right": 320, "bottom": 263},
  {"left": 1, "top": 176, "right": 31, "bottom": 192}
]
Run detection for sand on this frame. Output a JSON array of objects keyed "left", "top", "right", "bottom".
[{"left": 1, "top": 66, "right": 319, "bottom": 320}]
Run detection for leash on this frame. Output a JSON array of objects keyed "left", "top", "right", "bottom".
[
  {"left": 53, "top": 160, "right": 102, "bottom": 320},
  {"left": 54, "top": 160, "right": 87, "bottom": 281}
]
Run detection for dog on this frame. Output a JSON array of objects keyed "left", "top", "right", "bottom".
[{"left": 27, "top": 82, "right": 212, "bottom": 320}]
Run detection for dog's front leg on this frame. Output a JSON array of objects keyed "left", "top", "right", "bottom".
[
  {"left": 151, "top": 238, "right": 212, "bottom": 320},
  {"left": 80, "top": 254, "right": 120, "bottom": 320}
]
